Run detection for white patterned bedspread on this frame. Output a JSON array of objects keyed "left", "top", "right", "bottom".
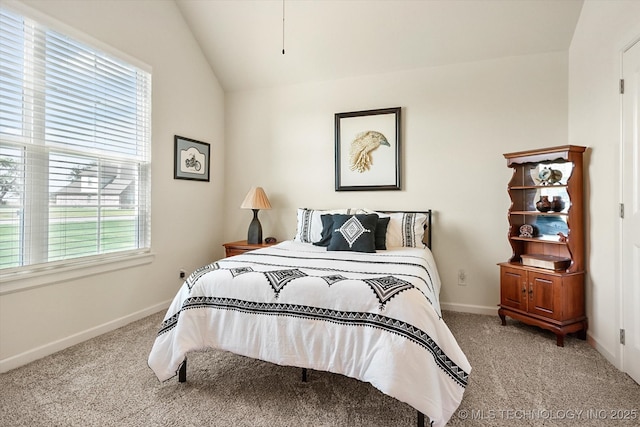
[{"left": 148, "top": 240, "right": 471, "bottom": 427}]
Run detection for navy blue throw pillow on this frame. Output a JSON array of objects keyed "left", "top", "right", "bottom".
[
  {"left": 313, "top": 214, "right": 334, "bottom": 247},
  {"left": 315, "top": 214, "right": 388, "bottom": 250},
  {"left": 374, "top": 216, "right": 390, "bottom": 250},
  {"left": 328, "top": 214, "right": 378, "bottom": 253}
]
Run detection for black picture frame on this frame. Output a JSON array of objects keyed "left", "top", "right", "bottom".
[
  {"left": 174, "top": 135, "right": 210, "bottom": 182},
  {"left": 335, "top": 107, "right": 401, "bottom": 191}
]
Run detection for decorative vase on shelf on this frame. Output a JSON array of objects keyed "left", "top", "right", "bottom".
[
  {"left": 550, "top": 196, "right": 565, "bottom": 212},
  {"left": 536, "top": 196, "right": 552, "bottom": 212}
]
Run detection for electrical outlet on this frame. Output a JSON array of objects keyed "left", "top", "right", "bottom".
[
  {"left": 458, "top": 269, "right": 467, "bottom": 286},
  {"left": 179, "top": 269, "right": 186, "bottom": 279}
]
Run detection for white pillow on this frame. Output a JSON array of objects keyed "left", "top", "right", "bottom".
[
  {"left": 359, "top": 209, "right": 428, "bottom": 248},
  {"left": 293, "top": 208, "right": 355, "bottom": 243}
]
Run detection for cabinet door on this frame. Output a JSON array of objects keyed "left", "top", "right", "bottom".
[
  {"left": 528, "top": 272, "right": 562, "bottom": 320},
  {"left": 500, "top": 267, "right": 527, "bottom": 311}
]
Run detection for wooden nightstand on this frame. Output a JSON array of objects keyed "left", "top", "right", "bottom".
[{"left": 223, "top": 240, "right": 276, "bottom": 257}]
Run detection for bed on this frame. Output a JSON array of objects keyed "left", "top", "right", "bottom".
[{"left": 148, "top": 209, "right": 471, "bottom": 427}]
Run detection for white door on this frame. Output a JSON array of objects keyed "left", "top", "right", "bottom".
[{"left": 622, "top": 39, "right": 640, "bottom": 385}]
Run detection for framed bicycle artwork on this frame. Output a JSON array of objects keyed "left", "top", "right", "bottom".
[{"left": 174, "top": 135, "right": 210, "bottom": 182}]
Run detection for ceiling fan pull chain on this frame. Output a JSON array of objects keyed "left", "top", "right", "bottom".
[{"left": 282, "top": 0, "right": 285, "bottom": 54}]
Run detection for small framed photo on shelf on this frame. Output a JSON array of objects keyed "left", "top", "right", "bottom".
[{"left": 174, "top": 135, "right": 210, "bottom": 182}]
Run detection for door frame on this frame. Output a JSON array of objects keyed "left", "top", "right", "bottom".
[{"left": 619, "top": 35, "right": 640, "bottom": 382}]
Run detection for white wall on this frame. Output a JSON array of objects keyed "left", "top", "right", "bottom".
[
  {"left": 9, "top": 0, "right": 622, "bottom": 373},
  {"left": 224, "top": 52, "right": 569, "bottom": 314},
  {"left": 0, "top": 0, "right": 225, "bottom": 371},
  {"left": 568, "top": 0, "right": 640, "bottom": 366}
]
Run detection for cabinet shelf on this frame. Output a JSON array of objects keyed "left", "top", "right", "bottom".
[
  {"left": 510, "top": 185, "right": 568, "bottom": 190},
  {"left": 499, "top": 261, "right": 576, "bottom": 276},
  {"left": 509, "top": 210, "right": 568, "bottom": 216},
  {"left": 510, "top": 235, "right": 566, "bottom": 245}
]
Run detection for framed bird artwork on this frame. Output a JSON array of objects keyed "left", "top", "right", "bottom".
[{"left": 334, "top": 107, "right": 401, "bottom": 191}]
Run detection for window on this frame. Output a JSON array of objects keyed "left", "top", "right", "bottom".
[{"left": 0, "top": 7, "right": 151, "bottom": 273}]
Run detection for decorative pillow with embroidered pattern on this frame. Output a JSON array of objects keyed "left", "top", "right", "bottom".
[
  {"left": 315, "top": 214, "right": 389, "bottom": 250},
  {"left": 327, "top": 214, "right": 378, "bottom": 253}
]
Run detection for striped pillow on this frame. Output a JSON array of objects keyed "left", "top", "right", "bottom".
[
  {"left": 293, "top": 208, "right": 355, "bottom": 243},
  {"left": 358, "top": 210, "right": 428, "bottom": 248}
]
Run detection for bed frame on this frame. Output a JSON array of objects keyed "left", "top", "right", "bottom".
[{"left": 176, "top": 210, "right": 433, "bottom": 427}]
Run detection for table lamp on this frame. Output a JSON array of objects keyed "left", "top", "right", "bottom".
[{"left": 240, "top": 187, "right": 272, "bottom": 244}]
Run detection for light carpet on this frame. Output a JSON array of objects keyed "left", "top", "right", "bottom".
[{"left": 1, "top": 311, "right": 638, "bottom": 426}]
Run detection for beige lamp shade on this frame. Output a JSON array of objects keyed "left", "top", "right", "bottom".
[{"left": 240, "top": 187, "right": 272, "bottom": 210}]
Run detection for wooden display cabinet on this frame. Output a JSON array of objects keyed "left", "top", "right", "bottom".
[{"left": 498, "top": 145, "right": 587, "bottom": 346}]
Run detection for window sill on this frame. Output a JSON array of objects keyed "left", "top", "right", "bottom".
[{"left": 0, "top": 251, "right": 155, "bottom": 295}]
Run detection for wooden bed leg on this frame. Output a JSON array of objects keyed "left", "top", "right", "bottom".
[
  {"left": 417, "top": 411, "right": 425, "bottom": 427},
  {"left": 301, "top": 368, "right": 307, "bottom": 382},
  {"left": 178, "top": 358, "right": 187, "bottom": 383}
]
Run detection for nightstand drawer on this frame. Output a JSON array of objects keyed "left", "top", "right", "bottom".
[
  {"left": 225, "top": 248, "right": 248, "bottom": 257},
  {"left": 223, "top": 240, "right": 275, "bottom": 257}
]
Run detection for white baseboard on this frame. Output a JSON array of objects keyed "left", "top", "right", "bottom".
[
  {"left": 0, "top": 300, "right": 171, "bottom": 374},
  {"left": 586, "top": 331, "right": 621, "bottom": 370},
  {"left": 440, "top": 302, "right": 499, "bottom": 316}
]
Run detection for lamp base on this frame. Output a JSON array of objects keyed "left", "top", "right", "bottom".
[{"left": 247, "top": 209, "right": 263, "bottom": 244}]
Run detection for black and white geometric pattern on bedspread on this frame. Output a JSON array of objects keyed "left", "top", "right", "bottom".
[
  {"left": 230, "top": 266, "right": 254, "bottom": 277},
  {"left": 186, "top": 262, "right": 220, "bottom": 290},
  {"left": 320, "top": 274, "right": 348, "bottom": 285},
  {"left": 263, "top": 269, "right": 308, "bottom": 297},
  {"left": 364, "top": 276, "right": 414, "bottom": 309},
  {"left": 238, "top": 251, "right": 437, "bottom": 295},
  {"left": 157, "top": 297, "right": 469, "bottom": 388},
  {"left": 192, "top": 262, "right": 438, "bottom": 316}
]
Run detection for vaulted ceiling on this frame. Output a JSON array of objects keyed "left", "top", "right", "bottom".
[{"left": 176, "top": 0, "right": 584, "bottom": 92}]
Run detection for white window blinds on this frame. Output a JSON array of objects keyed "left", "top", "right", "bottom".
[{"left": 0, "top": 7, "right": 151, "bottom": 271}]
